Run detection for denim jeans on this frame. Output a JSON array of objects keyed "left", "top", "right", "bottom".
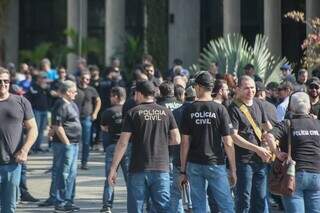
[
  {"left": 33, "top": 110, "right": 48, "bottom": 151},
  {"left": 103, "top": 143, "right": 131, "bottom": 207},
  {"left": 127, "top": 171, "right": 170, "bottom": 213},
  {"left": 102, "top": 132, "right": 110, "bottom": 152},
  {"left": 19, "top": 163, "right": 28, "bottom": 197},
  {"left": 81, "top": 116, "right": 92, "bottom": 165},
  {"left": 235, "top": 162, "right": 268, "bottom": 213},
  {"left": 169, "top": 165, "right": 184, "bottom": 213},
  {"left": 282, "top": 171, "right": 320, "bottom": 213},
  {"left": 0, "top": 163, "right": 21, "bottom": 213},
  {"left": 187, "top": 162, "right": 235, "bottom": 213},
  {"left": 54, "top": 142, "right": 79, "bottom": 204}
]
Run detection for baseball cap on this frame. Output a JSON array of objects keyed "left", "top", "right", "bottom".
[
  {"left": 255, "top": 81, "right": 265, "bottom": 92},
  {"left": 135, "top": 80, "right": 155, "bottom": 96},
  {"left": 307, "top": 77, "right": 320, "bottom": 87},
  {"left": 280, "top": 63, "right": 291, "bottom": 70},
  {"left": 194, "top": 71, "right": 214, "bottom": 88}
]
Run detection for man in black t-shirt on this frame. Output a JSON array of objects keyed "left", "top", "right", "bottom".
[
  {"left": 157, "top": 81, "right": 182, "bottom": 111},
  {"left": 108, "top": 81, "right": 180, "bottom": 212},
  {"left": 50, "top": 80, "right": 82, "bottom": 212},
  {"left": 0, "top": 68, "right": 38, "bottom": 213},
  {"left": 180, "top": 71, "right": 236, "bottom": 212},
  {"left": 75, "top": 71, "right": 101, "bottom": 170},
  {"left": 228, "top": 75, "right": 272, "bottom": 213},
  {"left": 100, "top": 87, "right": 130, "bottom": 213},
  {"left": 266, "top": 92, "right": 320, "bottom": 212}
]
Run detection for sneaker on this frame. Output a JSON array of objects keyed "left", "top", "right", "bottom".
[
  {"left": 21, "top": 191, "right": 40, "bottom": 202},
  {"left": 38, "top": 198, "right": 55, "bottom": 207},
  {"left": 80, "top": 163, "right": 89, "bottom": 170},
  {"left": 64, "top": 202, "right": 80, "bottom": 212},
  {"left": 100, "top": 205, "right": 112, "bottom": 213}
]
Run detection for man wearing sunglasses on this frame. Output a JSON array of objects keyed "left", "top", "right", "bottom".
[
  {"left": 307, "top": 77, "right": 320, "bottom": 118},
  {"left": 0, "top": 67, "right": 38, "bottom": 213}
]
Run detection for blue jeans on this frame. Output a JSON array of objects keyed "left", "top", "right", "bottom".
[
  {"left": 169, "top": 165, "right": 184, "bottom": 213},
  {"left": 81, "top": 116, "right": 92, "bottom": 165},
  {"left": 33, "top": 110, "right": 47, "bottom": 151},
  {"left": 54, "top": 143, "right": 79, "bottom": 204},
  {"left": 236, "top": 162, "right": 268, "bottom": 213},
  {"left": 19, "top": 163, "right": 28, "bottom": 197},
  {"left": 0, "top": 164, "right": 21, "bottom": 213},
  {"left": 282, "top": 171, "right": 320, "bottom": 213},
  {"left": 127, "top": 171, "right": 170, "bottom": 213},
  {"left": 102, "top": 132, "right": 110, "bottom": 152},
  {"left": 187, "top": 162, "right": 235, "bottom": 213},
  {"left": 103, "top": 143, "right": 131, "bottom": 207}
]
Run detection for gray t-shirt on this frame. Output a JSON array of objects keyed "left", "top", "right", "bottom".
[
  {"left": 52, "top": 98, "right": 82, "bottom": 143},
  {"left": 0, "top": 94, "right": 34, "bottom": 164}
]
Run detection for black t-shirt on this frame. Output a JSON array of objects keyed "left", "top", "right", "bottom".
[
  {"left": 122, "top": 97, "right": 136, "bottom": 118},
  {"left": 262, "top": 100, "right": 277, "bottom": 127},
  {"left": 157, "top": 97, "right": 182, "bottom": 111},
  {"left": 51, "top": 98, "right": 82, "bottom": 143},
  {"left": 26, "top": 83, "right": 51, "bottom": 111},
  {"left": 122, "top": 102, "right": 178, "bottom": 173},
  {"left": 228, "top": 98, "right": 268, "bottom": 163},
  {"left": 311, "top": 101, "right": 320, "bottom": 116},
  {"left": 270, "top": 116, "right": 320, "bottom": 173},
  {"left": 101, "top": 105, "right": 123, "bottom": 144},
  {"left": 74, "top": 86, "right": 99, "bottom": 118},
  {"left": 181, "top": 101, "right": 231, "bottom": 165},
  {"left": 0, "top": 94, "right": 34, "bottom": 164}
]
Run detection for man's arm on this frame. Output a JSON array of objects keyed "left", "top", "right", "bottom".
[
  {"left": 53, "top": 125, "right": 70, "bottom": 145},
  {"left": 223, "top": 135, "right": 237, "bottom": 187},
  {"left": 15, "top": 118, "right": 38, "bottom": 163},
  {"left": 108, "top": 132, "right": 132, "bottom": 186},
  {"left": 180, "top": 134, "right": 190, "bottom": 173},
  {"left": 100, "top": 125, "right": 109, "bottom": 132},
  {"left": 262, "top": 121, "right": 272, "bottom": 131},
  {"left": 231, "top": 130, "right": 271, "bottom": 162},
  {"left": 92, "top": 97, "right": 102, "bottom": 120},
  {"left": 169, "top": 128, "right": 181, "bottom": 145}
]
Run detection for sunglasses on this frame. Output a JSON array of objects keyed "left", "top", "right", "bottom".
[{"left": 0, "top": 79, "right": 10, "bottom": 84}]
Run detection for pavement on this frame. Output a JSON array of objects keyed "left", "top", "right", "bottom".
[
  {"left": 14, "top": 148, "right": 284, "bottom": 213},
  {"left": 16, "top": 150, "right": 127, "bottom": 213}
]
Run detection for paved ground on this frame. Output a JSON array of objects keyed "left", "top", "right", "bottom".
[
  {"left": 14, "top": 149, "right": 284, "bottom": 213},
  {"left": 16, "top": 150, "right": 127, "bottom": 213}
]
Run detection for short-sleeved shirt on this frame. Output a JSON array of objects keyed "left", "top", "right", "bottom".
[
  {"left": 181, "top": 101, "right": 231, "bottom": 165},
  {"left": 0, "top": 94, "right": 34, "bottom": 164},
  {"left": 51, "top": 98, "right": 82, "bottom": 143},
  {"left": 228, "top": 98, "right": 268, "bottom": 163},
  {"left": 270, "top": 115, "right": 320, "bottom": 173},
  {"left": 101, "top": 105, "right": 123, "bottom": 144},
  {"left": 122, "top": 102, "right": 178, "bottom": 173},
  {"left": 74, "top": 86, "right": 99, "bottom": 118},
  {"left": 157, "top": 97, "right": 182, "bottom": 111}
]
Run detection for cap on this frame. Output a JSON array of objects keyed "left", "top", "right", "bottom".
[
  {"left": 194, "top": 71, "right": 214, "bottom": 88},
  {"left": 255, "top": 81, "right": 265, "bottom": 92},
  {"left": 307, "top": 77, "right": 320, "bottom": 87},
  {"left": 185, "top": 86, "right": 196, "bottom": 98},
  {"left": 280, "top": 63, "right": 291, "bottom": 70},
  {"left": 135, "top": 80, "right": 155, "bottom": 96}
]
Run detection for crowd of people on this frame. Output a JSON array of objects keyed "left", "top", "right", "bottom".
[{"left": 0, "top": 54, "right": 320, "bottom": 213}]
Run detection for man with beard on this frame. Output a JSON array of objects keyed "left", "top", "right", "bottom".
[
  {"left": 212, "top": 79, "right": 231, "bottom": 107},
  {"left": 307, "top": 77, "right": 320, "bottom": 118},
  {"left": 276, "top": 81, "right": 294, "bottom": 122}
]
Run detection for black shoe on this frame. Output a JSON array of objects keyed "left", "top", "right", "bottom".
[
  {"left": 100, "top": 205, "right": 112, "bottom": 213},
  {"left": 38, "top": 198, "right": 55, "bottom": 207},
  {"left": 80, "top": 163, "right": 89, "bottom": 170},
  {"left": 64, "top": 202, "right": 80, "bottom": 212},
  {"left": 20, "top": 192, "right": 40, "bottom": 202}
]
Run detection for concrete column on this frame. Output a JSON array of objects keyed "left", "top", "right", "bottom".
[
  {"left": 2, "top": 0, "right": 19, "bottom": 65},
  {"left": 223, "top": 0, "right": 241, "bottom": 35},
  {"left": 168, "top": 0, "right": 200, "bottom": 67},
  {"left": 264, "top": 0, "right": 281, "bottom": 57},
  {"left": 105, "top": 0, "right": 125, "bottom": 65},
  {"left": 306, "top": 0, "right": 320, "bottom": 34},
  {"left": 67, "top": 0, "right": 87, "bottom": 73}
]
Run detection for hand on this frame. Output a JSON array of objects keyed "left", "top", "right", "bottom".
[
  {"left": 256, "top": 146, "right": 272, "bottom": 162},
  {"left": 229, "top": 170, "right": 237, "bottom": 187},
  {"left": 91, "top": 113, "right": 98, "bottom": 121},
  {"left": 15, "top": 148, "right": 29, "bottom": 164},
  {"left": 108, "top": 168, "right": 117, "bottom": 187},
  {"left": 179, "top": 174, "right": 188, "bottom": 190},
  {"left": 310, "top": 113, "right": 318, "bottom": 119},
  {"left": 276, "top": 151, "right": 288, "bottom": 161}
]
